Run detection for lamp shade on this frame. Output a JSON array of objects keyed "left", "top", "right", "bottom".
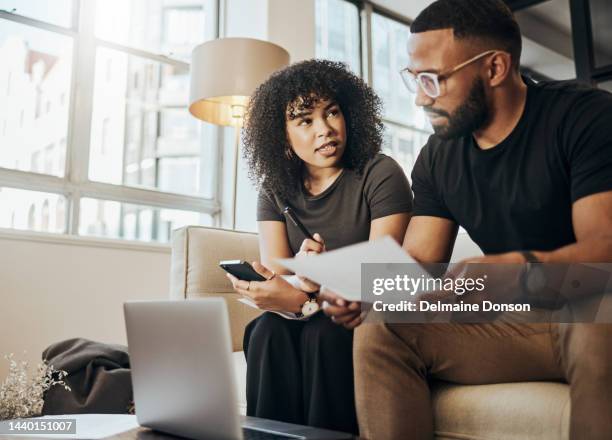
[{"left": 189, "top": 38, "right": 290, "bottom": 126}]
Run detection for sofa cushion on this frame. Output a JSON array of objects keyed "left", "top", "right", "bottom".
[
  {"left": 171, "top": 226, "right": 262, "bottom": 351},
  {"left": 432, "top": 381, "right": 570, "bottom": 440},
  {"left": 171, "top": 226, "right": 261, "bottom": 296}
]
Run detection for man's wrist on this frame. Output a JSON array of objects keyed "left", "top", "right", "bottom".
[
  {"left": 532, "top": 250, "right": 549, "bottom": 263},
  {"left": 518, "top": 250, "right": 540, "bottom": 263},
  {"left": 518, "top": 249, "right": 549, "bottom": 263}
]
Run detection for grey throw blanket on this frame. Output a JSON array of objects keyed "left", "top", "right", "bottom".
[{"left": 42, "top": 338, "right": 133, "bottom": 415}]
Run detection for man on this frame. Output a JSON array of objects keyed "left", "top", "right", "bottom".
[{"left": 322, "top": 0, "right": 612, "bottom": 438}]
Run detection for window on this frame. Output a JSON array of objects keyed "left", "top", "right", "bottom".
[
  {"left": 382, "top": 122, "right": 431, "bottom": 176},
  {"left": 0, "top": 19, "right": 72, "bottom": 177},
  {"left": 315, "top": 0, "right": 361, "bottom": 74},
  {"left": 372, "top": 14, "right": 427, "bottom": 130},
  {"left": 0, "top": 0, "right": 219, "bottom": 243},
  {"left": 0, "top": 0, "right": 73, "bottom": 27},
  {"left": 0, "top": 187, "right": 67, "bottom": 233},
  {"left": 79, "top": 197, "right": 212, "bottom": 243},
  {"left": 315, "top": 3, "right": 432, "bottom": 177},
  {"left": 88, "top": 47, "right": 204, "bottom": 196},
  {"left": 371, "top": 12, "right": 432, "bottom": 175},
  {"left": 94, "top": 0, "right": 206, "bottom": 62}
]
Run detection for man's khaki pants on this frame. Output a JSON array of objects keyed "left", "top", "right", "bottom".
[{"left": 354, "top": 322, "right": 612, "bottom": 440}]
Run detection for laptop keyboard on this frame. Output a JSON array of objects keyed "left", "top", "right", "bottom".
[{"left": 243, "top": 428, "right": 297, "bottom": 439}]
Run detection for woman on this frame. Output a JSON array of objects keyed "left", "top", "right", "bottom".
[{"left": 226, "top": 59, "right": 412, "bottom": 434}]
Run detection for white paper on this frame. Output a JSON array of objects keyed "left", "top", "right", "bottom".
[
  {"left": 277, "top": 236, "right": 424, "bottom": 302},
  {"left": 3, "top": 414, "right": 139, "bottom": 439},
  {"left": 237, "top": 297, "right": 321, "bottom": 320}
]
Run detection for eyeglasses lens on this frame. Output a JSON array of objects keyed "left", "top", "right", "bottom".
[{"left": 419, "top": 74, "right": 439, "bottom": 98}]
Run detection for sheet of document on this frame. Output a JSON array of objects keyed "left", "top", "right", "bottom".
[
  {"left": 277, "top": 236, "right": 421, "bottom": 302},
  {"left": 237, "top": 297, "right": 320, "bottom": 320}
]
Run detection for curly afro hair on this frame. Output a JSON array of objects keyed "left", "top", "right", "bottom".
[{"left": 242, "top": 59, "right": 384, "bottom": 201}]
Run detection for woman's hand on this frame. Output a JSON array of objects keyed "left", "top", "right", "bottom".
[
  {"left": 226, "top": 261, "right": 308, "bottom": 313},
  {"left": 295, "top": 233, "right": 325, "bottom": 293},
  {"left": 296, "top": 233, "right": 326, "bottom": 256}
]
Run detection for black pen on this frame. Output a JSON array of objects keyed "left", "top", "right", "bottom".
[{"left": 282, "top": 206, "right": 315, "bottom": 241}]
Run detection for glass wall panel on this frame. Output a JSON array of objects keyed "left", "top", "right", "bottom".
[
  {"left": 0, "top": 187, "right": 67, "bottom": 233},
  {"left": 0, "top": 19, "right": 72, "bottom": 177},
  {"left": 315, "top": 0, "right": 361, "bottom": 74},
  {"left": 79, "top": 197, "right": 212, "bottom": 243},
  {"left": 89, "top": 48, "right": 211, "bottom": 197},
  {"left": 372, "top": 13, "right": 429, "bottom": 131},
  {"left": 94, "top": 0, "right": 208, "bottom": 62},
  {"left": 0, "top": 0, "right": 73, "bottom": 27}
]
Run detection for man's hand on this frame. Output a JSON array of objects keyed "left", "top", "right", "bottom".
[
  {"left": 320, "top": 288, "right": 366, "bottom": 329},
  {"left": 227, "top": 261, "right": 307, "bottom": 313},
  {"left": 295, "top": 233, "right": 326, "bottom": 293}
]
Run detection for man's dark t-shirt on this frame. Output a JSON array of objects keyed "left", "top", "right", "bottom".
[
  {"left": 411, "top": 79, "right": 612, "bottom": 254},
  {"left": 258, "top": 154, "right": 413, "bottom": 254}
]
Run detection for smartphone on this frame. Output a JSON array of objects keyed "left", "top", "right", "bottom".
[{"left": 219, "top": 260, "right": 267, "bottom": 282}]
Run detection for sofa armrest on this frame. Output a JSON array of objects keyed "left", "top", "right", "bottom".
[{"left": 170, "top": 226, "right": 262, "bottom": 351}]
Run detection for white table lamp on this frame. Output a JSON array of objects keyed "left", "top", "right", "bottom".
[{"left": 189, "top": 38, "right": 290, "bottom": 228}]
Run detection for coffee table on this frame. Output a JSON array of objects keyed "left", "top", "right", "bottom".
[{"left": 0, "top": 414, "right": 357, "bottom": 439}]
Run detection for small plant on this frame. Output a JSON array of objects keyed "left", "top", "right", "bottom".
[{"left": 0, "top": 354, "right": 71, "bottom": 421}]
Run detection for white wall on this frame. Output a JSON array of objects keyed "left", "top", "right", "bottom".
[
  {"left": 267, "top": 0, "right": 315, "bottom": 63},
  {"left": 0, "top": 231, "right": 170, "bottom": 380}
]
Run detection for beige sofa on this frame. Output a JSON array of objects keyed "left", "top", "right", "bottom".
[{"left": 170, "top": 226, "right": 570, "bottom": 440}]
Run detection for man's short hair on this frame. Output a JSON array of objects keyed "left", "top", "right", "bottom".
[{"left": 411, "top": 0, "right": 522, "bottom": 69}]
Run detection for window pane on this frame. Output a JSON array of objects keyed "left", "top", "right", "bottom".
[
  {"left": 0, "top": 187, "right": 67, "bottom": 233},
  {"left": 89, "top": 47, "right": 211, "bottom": 197},
  {"left": 589, "top": 0, "right": 612, "bottom": 68},
  {"left": 0, "top": 0, "right": 72, "bottom": 27},
  {"left": 372, "top": 13, "right": 430, "bottom": 131},
  {"left": 315, "top": 0, "right": 361, "bottom": 74},
  {"left": 94, "top": 0, "right": 209, "bottom": 62},
  {"left": 0, "top": 19, "right": 72, "bottom": 177},
  {"left": 383, "top": 122, "right": 431, "bottom": 176},
  {"left": 79, "top": 197, "right": 212, "bottom": 243}
]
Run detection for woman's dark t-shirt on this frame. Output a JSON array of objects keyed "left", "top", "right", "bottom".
[
  {"left": 257, "top": 154, "right": 413, "bottom": 253},
  {"left": 411, "top": 79, "right": 612, "bottom": 254}
]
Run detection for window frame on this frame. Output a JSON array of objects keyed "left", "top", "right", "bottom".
[{"left": 0, "top": 0, "right": 221, "bottom": 243}]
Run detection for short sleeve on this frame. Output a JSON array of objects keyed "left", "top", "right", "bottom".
[
  {"left": 562, "top": 89, "right": 612, "bottom": 202},
  {"left": 364, "top": 155, "right": 413, "bottom": 220},
  {"left": 256, "top": 190, "right": 285, "bottom": 222},
  {"left": 410, "top": 145, "right": 455, "bottom": 220}
]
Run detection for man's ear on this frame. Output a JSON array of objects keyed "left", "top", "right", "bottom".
[{"left": 488, "top": 51, "right": 513, "bottom": 87}]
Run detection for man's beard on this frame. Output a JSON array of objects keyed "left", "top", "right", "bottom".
[{"left": 428, "top": 77, "right": 490, "bottom": 140}]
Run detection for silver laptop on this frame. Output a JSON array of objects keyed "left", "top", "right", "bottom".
[{"left": 124, "top": 299, "right": 353, "bottom": 440}]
